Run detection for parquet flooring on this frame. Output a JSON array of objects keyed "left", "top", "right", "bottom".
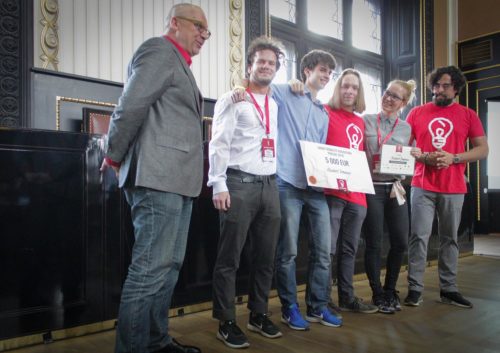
[{"left": 6, "top": 255, "right": 500, "bottom": 353}]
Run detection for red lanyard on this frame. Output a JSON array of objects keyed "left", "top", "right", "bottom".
[
  {"left": 246, "top": 88, "right": 270, "bottom": 135},
  {"left": 377, "top": 113, "right": 399, "bottom": 150}
]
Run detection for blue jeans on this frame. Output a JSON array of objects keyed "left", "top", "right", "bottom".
[
  {"left": 275, "top": 178, "right": 331, "bottom": 312},
  {"left": 115, "top": 187, "right": 193, "bottom": 353}
]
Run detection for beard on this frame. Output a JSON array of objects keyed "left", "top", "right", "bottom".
[
  {"left": 253, "top": 77, "right": 273, "bottom": 86},
  {"left": 250, "top": 71, "right": 275, "bottom": 87},
  {"left": 433, "top": 94, "right": 454, "bottom": 106}
]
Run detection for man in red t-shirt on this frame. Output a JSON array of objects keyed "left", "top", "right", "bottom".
[
  {"left": 404, "top": 66, "right": 488, "bottom": 309},
  {"left": 325, "top": 69, "right": 378, "bottom": 314}
]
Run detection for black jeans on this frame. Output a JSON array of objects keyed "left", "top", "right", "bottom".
[
  {"left": 327, "top": 196, "right": 367, "bottom": 303},
  {"left": 364, "top": 184, "right": 409, "bottom": 296},
  {"left": 212, "top": 170, "right": 281, "bottom": 321}
]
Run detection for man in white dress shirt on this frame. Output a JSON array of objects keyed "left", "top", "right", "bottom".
[{"left": 208, "top": 36, "right": 283, "bottom": 349}]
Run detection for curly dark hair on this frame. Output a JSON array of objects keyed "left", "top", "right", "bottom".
[
  {"left": 427, "top": 65, "right": 466, "bottom": 96},
  {"left": 300, "top": 50, "right": 337, "bottom": 82},
  {"left": 246, "top": 36, "right": 284, "bottom": 74}
]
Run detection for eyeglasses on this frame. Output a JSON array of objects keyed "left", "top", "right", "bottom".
[
  {"left": 432, "top": 83, "right": 453, "bottom": 90},
  {"left": 383, "top": 90, "right": 403, "bottom": 102},
  {"left": 175, "top": 16, "right": 211, "bottom": 39}
]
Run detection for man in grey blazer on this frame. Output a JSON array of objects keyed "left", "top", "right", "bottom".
[{"left": 101, "top": 3, "right": 209, "bottom": 353}]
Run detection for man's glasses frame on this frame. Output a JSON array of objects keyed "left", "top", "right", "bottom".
[
  {"left": 432, "top": 83, "right": 453, "bottom": 90},
  {"left": 175, "top": 15, "right": 211, "bottom": 38}
]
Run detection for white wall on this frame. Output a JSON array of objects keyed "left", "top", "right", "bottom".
[
  {"left": 34, "top": 0, "right": 242, "bottom": 100},
  {"left": 487, "top": 101, "right": 500, "bottom": 189}
]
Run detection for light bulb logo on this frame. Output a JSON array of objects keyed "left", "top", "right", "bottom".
[
  {"left": 428, "top": 117, "right": 454, "bottom": 149},
  {"left": 346, "top": 123, "right": 363, "bottom": 150}
]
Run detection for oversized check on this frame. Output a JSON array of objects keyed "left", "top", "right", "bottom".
[
  {"left": 299, "top": 140, "right": 375, "bottom": 194},
  {"left": 379, "top": 144, "right": 415, "bottom": 175}
]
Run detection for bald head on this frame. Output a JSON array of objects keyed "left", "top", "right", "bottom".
[
  {"left": 164, "top": 3, "right": 208, "bottom": 57},
  {"left": 165, "top": 4, "right": 204, "bottom": 30}
]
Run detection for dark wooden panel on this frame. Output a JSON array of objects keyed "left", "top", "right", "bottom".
[
  {"left": 397, "top": 0, "right": 417, "bottom": 57},
  {"left": 245, "top": 0, "right": 267, "bottom": 49},
  {"left": 398, "top": 63, "right": 417, "bottom": 80},
  {"left": 30, "top": 69, "right": 123, "bottom": 131},
  {"left": 384, "top": 0, "right": 426, "bottom": 109},
  {"left": 458, "top": 29, "right": 500, "bottom": 233},
  {"left": 488, "top": 192, "right": 500, "bottom": 233},
  {"left": 0, "top": 129, "right": 102, "bottom": 339},
  {"left": 459, "top": 32, "right": 500, "bottom": 72}
]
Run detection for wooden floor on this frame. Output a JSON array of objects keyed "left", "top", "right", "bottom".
[
  {"left": 473, "top": 234, "right": 500, "bottom": 257},
  {"left": 6, "top": 252, "right": 500, "bottom": 353}
]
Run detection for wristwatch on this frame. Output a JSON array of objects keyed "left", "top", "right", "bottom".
[{"left": 452, "top": 154, "right": 461, "bottom": 164}]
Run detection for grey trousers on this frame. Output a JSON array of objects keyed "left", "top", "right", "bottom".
[
  {"left": 408, "top": 187, "right": 464, "bottom": 293},
  {"left": 327, "top": 196, "right": 367, "bottom": 303},
  {"left": 212, "top": 172, "right": 281, "bottom": 321}
]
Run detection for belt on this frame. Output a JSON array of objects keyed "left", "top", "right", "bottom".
[
  {"left": 227, "top": 168, "right": 275, "bottom": 183},
  {"left": 373, "top": 180, "right": 398, "bottom": 185}
]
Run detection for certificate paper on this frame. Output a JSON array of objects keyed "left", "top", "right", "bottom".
[
  {"left": 379, "top": 144, "right": 415, "bottom": 175},
  {"left": 300, "top": 140, "right": 375, "bottom": 194}
]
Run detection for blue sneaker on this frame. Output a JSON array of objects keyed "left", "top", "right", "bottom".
[
  {"left": 306, "top": 307, "right": 343, "bottom": 327},
  {"left": 281, "top": 303, "right": 310, "bottom": 331}
]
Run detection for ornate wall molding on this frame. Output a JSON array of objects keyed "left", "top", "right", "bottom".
[
  {"left": 39, "top": 0, "right": 59, "bottom": 70},
  {"left": 0, "top": 0, "right": 21, "bottom": 127},
  {"left": 229, "top": 0, "right": 243, "bottom": 89}
]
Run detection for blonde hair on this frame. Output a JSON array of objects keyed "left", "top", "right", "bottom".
[
  {"left": 387, "top": 79, "right": 417, "bottom": 106},
  {"left": 328, "top": 68, "right": 366, "bottom": 114}
]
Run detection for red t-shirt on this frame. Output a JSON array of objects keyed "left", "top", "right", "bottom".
[
  {"left": 324, "top": 106, "right": 367, "bottom": 207},
  {"left": 407, "top": 102, "right": 485, "bottom": 193}
]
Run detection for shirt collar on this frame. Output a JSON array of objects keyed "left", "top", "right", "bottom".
[
  {"left": 303, "top": 86, "right": 324, "bottom": 106},
  {"left": 165, "top": 35, "right": 192, "bottom": 66},
  {"left": 380, "top": 111, "right": 394, "bottom": 121}
]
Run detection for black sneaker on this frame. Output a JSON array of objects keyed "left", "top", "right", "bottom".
[
  {"left": 373, "top": 294, "right": 395, "bottom": 314},
  {"left": 247, "top": 313, "right": 282, "bottom": 339},
  {"left": 439, "top": 291, "right": 473, "bottom": 308},
  {"left": 217, "top": 320, "right": 250, "bottom": 349},
  {"left": 327, "top": 301, "right": 343, "bottom": 319},
  {"left": 339, "top": 297, "right": 378, "bottom": 314},
  {"left": 386, "top": 290, "right": 401, "bottom": 311},
  {"left": 404, "top": 290, "right": 423, "bottom": 307}
]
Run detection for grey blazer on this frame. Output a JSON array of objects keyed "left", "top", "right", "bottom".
[{"left": 106, "top": 37, "right": 204, "bottom": 197}]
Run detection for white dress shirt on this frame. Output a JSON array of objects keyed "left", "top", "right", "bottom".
[{"left": 207, "top": 90, "right": 278, "bottom": 194}]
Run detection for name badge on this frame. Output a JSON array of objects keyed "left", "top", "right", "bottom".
[
  {"left": 380, "top": 144, "right": 416, "bottom": 175},
  {"left": 262, "top": 138, "right": 275, "bottom": 162}
]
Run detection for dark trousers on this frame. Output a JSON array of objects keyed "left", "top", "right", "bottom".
[
  {"left": 364, "top": 184, "right": 409, "bottom": 296},
  {"left": 212, "top": 170, "right": 281, "bottom": 321},
  {"left": 327, "top": 196, "right": 367, "bottom": 303}
]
